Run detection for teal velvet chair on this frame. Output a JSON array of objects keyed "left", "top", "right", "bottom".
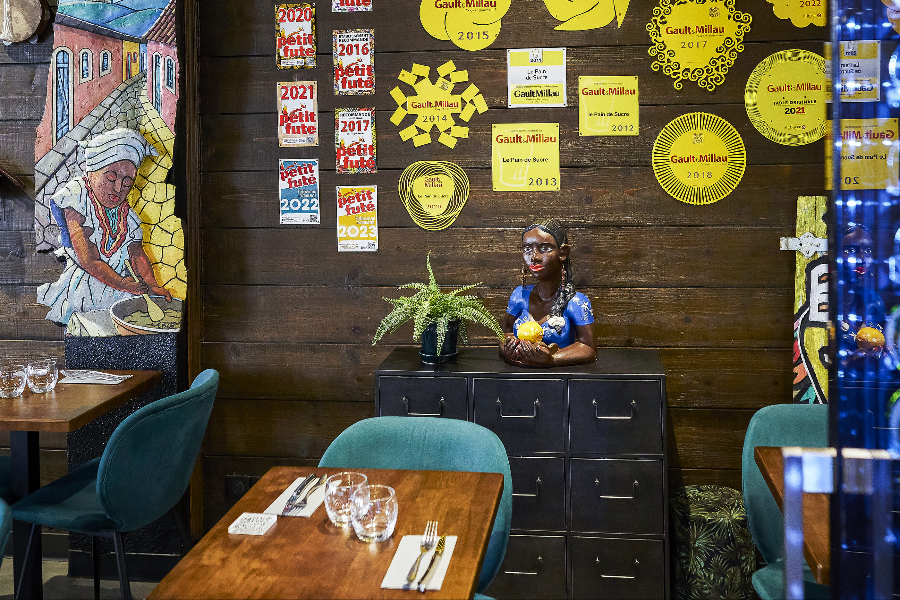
[
  {"left": 319, "top": 416, "right": 512, "bottom": 597},
  {"left": 11, "top": 369, "right": 219, "bottom": 600},
  {"left": 0, "top": 498, "right": 11, "bottom": 568},
  {"left": 741, "top": 403, "right": 829, "bottom": 600}
]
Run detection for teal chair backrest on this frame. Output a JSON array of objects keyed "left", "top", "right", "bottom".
[
  {"left": 96, "top": 369, "right": 219, "bottom": 531},
  {"left": 318, "top": 417, "right": 513, "bottom": 593},
  {"left": 741, "top": 403, "right": 827, "bottom": 564},
  {"left": 0, "top": 498, "right": 10, "bottom": 568}
]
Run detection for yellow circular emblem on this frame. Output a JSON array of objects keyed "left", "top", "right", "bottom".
[{"left": 652, "top": 112, "right": 746, "bottom": 205}]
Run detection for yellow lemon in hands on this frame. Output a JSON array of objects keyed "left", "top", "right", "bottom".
[
  {"left": 856, "top": 326, "right": 885, "bottom": 350},
  {"left": 517, "top": 321, "right": 544, "bottom": 343}
]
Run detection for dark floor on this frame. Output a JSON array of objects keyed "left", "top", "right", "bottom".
[{"left": 0, "top": 559, "right": 159, "bottom": 600}]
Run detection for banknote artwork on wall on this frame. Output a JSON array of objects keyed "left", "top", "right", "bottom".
[{"left": 33, "top": 0, "right": 184, "bottom": 337}]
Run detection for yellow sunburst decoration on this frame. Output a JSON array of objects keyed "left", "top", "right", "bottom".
[
  {"left": 390, "top": 60, "right": 488, "bottom": 148},
  {"left": 420, "top": 0, "right": 511, "bottom": 51},
  {"left": 542, "top": 0, "right": 629, "bottom": 29}
]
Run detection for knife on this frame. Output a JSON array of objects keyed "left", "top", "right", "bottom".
[
  {"left": 282, "top": 474, "right": 315, "bottom": 514},
  {"left": 417, "top": 535, "right": 446, "bottom": 592},
  {"left": 286, "top": 474, "right": 328, "bottom": 514}
]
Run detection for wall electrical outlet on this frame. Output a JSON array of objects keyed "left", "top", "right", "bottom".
[{"left": 225, "top": 475, "right": 251, "bottom": 499}]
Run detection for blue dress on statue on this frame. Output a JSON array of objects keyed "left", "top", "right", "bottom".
[{"left": 507, "top": 285, "right": 594, "bottom": 348}]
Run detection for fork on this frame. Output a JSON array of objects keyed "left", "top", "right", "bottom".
[
  {"left": 285, "top": 474, "right": 328, "bottom": 516},
  {"left": 406, "top": 521, "right": 438, "bottom": 585}
]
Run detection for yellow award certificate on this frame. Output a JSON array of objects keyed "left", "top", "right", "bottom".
[
  {"left": 579, "top": 76, "right": 638, "bottom": 136},
  {"left": 826, "top": 119, "right": 899, "bottom": 191},
  {"left": 492, "top": 123, "right": 560, "bottom": 191},
  {"left": 825, "top": 41, "right": 881, "bottom": 102},
  {"left": 652, "top": 112, "right": 746, "bottom": 205}
]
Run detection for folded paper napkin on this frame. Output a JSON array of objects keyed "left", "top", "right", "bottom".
[
  {"left": 228, "top": 512, "right": 277, "bottom": 535},
  {"left": 262, "top": 476, "right": 326, "bottom": 517},
  {"left": 59, "top": 370, "right": 132, "bottom": 385},
  {"left": 381, "top": 535, "right": 457, "bottom": 591}
]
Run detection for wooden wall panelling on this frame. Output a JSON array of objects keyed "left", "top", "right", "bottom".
[
  {"left": 0, "top": 33, "right": 69, "bottom": 509},
  {"left": 196, "top": 0, "right": 827, "bottom": 528},
  {"left": 198, "top": 0, "right": 824, "bottom": 57},
  {"left": 201, "top": 107, "right": 823, "bottom": 172},
  {"left": 200, "top": 227, "right": 795, "bottom": 287},
  {"left": 201, "top": 165, "right": 822, "bottom": 228}
]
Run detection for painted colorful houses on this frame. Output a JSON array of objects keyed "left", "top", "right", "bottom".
[{"left": 35, "top": 0, "right": 176, "bottom": 161}]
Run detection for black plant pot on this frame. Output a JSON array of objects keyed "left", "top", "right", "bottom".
[{"left": 420, "top": 319, "right": 460, "bottom": 365}]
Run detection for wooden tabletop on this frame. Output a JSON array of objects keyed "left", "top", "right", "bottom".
[
  {"left": 149, "top": 466, "right": 504, "bottom": 600},
  {"left": 754, "top": 446, "right": 830, "bottom": 584},
  {"left": 0, "top": 370, "right": 163, "bottom": 432}
]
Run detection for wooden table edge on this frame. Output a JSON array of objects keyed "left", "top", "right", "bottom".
[
  {"left": 11, "top": 370, "right": 164, "bottom": 432},
  {"left": 754, "top": 446, "right": 831, "bottom": 585}
]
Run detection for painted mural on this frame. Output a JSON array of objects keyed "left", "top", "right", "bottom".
[{"left": 33, "top": 0, "right": 183, "bottom": 337}]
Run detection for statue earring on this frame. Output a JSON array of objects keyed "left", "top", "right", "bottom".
[{"left": 521, "top": 265, "right": 527, "bottom": 288}]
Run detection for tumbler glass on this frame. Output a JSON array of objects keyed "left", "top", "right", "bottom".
[
  {"left": 324, "top": 472, "right": 367, "bottom": 527},
  {"left": 351, "top": 484, "right": 398, "bottom": 543},
  {"left": 0, "top": 362, "right": 26, "bottom": 398},
  {"left": 26, "top": 358, "right": 58, "bottom": 393}
]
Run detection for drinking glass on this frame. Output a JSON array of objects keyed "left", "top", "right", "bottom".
[
  {"left": 26, "top": 358, "right": 58, "bottom": 394},
  {"left": 0, "top": 363, "right": 26, "bottom": 398},
  {"left": 351, "top": 484, "right": 398, "bottom": 543},
  {"left": 324, "top": 472, "right": 367, "bottom": 527}
]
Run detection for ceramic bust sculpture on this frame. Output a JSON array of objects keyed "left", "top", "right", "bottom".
[{"left": 499, "top": 218, "right": 597, "bottom": 367}]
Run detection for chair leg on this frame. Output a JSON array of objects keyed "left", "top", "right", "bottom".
[
  {"left": 112, "top": 532, "right": 132, "bottom": 600},
  {"left": 169, "top": 506, "right": 194, "bottom": 553},
  {"left": 13, "top": 524, "right": 41, "bottom": 600},
  {"left": 92, "top": 535, "right": 100, "bottom": 600}
]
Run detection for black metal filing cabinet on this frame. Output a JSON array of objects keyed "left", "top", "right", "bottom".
[{"left": 374, "top": 347, "right": 669, "bottom": 600}]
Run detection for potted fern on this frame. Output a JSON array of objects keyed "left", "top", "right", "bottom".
[{"left": 372, "top": 253, "right": 504, "bottom": 364}]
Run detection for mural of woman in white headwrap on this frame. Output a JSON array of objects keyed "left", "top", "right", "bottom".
[{"left": 37, "top": 128, "right": 172, "bottom": 328}]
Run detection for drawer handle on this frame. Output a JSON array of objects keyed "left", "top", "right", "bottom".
[
  {"left": 593, "top": 399, "right": 636, "bottom": 420},
  {"left": 497, "top": 398, "right": 539, "bottom": 418},
  {"left": 512, "top": 477, "right": 541, "bottom": 498},
  {"left": 596, "top": 479, "right": 638, "bottom": 499},
  {"left": 503, "top": 555, "right": 543, "bottom": 576},
  {"left": 596, "top": 558, "right": 639, "bottom": 579},
  {"left": 402, "top": 396, "right": 444, "bottom": 417}
]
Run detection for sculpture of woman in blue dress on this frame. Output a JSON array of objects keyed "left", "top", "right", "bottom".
[{"left": 499, "top": 218, "right": 596, "bottom": 367}]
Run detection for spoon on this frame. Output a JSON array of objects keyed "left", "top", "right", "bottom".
[{"left": 125, "top": 260, "right": 165, "bottom": 322}]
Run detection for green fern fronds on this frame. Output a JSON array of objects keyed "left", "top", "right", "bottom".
[{"left": 371, "top": 252, "right": 504, "bottom": 347}]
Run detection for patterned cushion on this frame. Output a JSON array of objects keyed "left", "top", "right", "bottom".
[{"left": 670, "top": 485, "right": 757, "bottom": 600}]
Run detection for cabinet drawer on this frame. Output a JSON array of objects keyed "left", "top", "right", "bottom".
[
  {"left": 484, "top": 534, "right": 567, "bottom": 600},
  {"left": 377, "top": 376, "right": 467, "bottom": 420},
  {"left": 570, "top": 458, "right": 664, "bottom": 535},
  {"left": 510, "top": 457, "right": 565, "bottom": 531},
  {"left": 570, "top": 536, "right": 665, "bottom": 600},
  {"left": 473, "top": 378, "right": 565, "bottom": 454},
  {"left": 569, "top": 379, "right": 662, "bottom": 455}
]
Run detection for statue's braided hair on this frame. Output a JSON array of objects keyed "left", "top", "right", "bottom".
[{"left": 523, "top": 218, "right": 575, "bottom": 334}]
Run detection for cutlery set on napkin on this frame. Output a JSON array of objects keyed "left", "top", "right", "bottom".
[
  {"left": 381, "top": 531, "right": 457, "bottom": 593},
  {"left": 59, "top": 370, "right": 133, "bottom": 385},
  {"left": 263, "top": 473, "right": 329, "bottom": 517},
  {"left": 228, "top": 474, "right": 329, "bottom": 536}
]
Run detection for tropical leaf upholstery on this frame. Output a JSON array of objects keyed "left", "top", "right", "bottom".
[{"left": 670, "top": 485, "right": 756, "bottom": 600}]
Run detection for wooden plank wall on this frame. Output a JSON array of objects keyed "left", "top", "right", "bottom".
[
  {"left": 0, "top": 30, "right": 70, "bottom": 527},
  {"left": 196, "top": 0, "right": 827, "bottom": 529}
]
